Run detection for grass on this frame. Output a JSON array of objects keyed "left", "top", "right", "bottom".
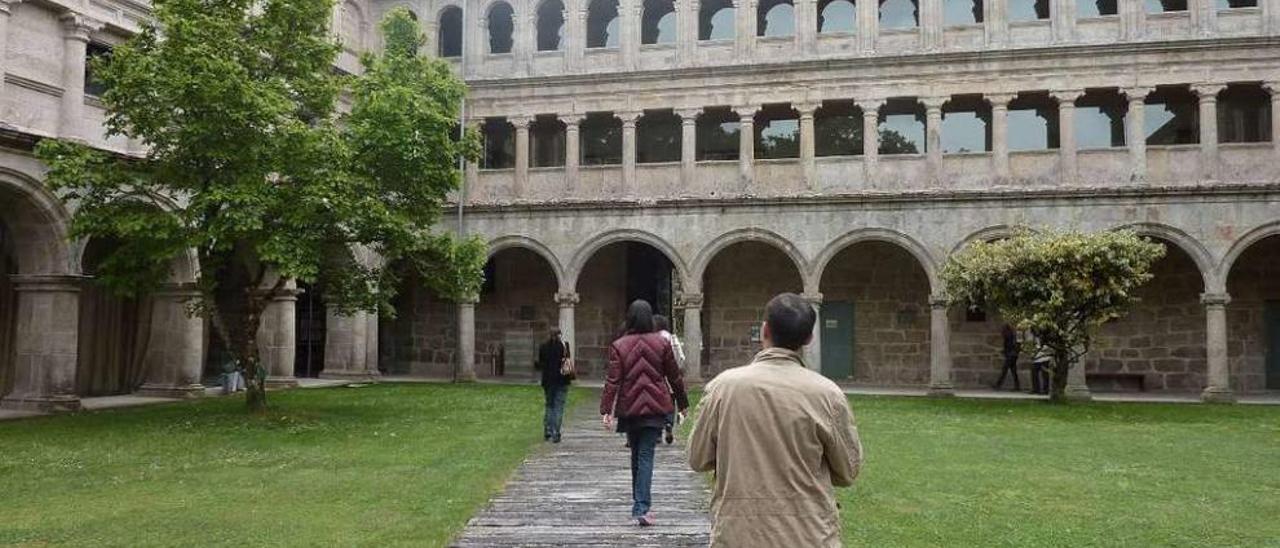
[
  {"left": 683, "top": 393, "right": 1279, "bottom": 546},
  {"left": 0, "top": 383, "right": 574, "bottom": 548}
]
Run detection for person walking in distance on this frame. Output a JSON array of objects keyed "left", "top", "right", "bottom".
[
  {"left": 689, "top": 293, "right": 863, "bottom": 547},
  {"left": 654, "top": 314, "right": 685, "bottom": 444},
  {"left": 601, "top": 300, "right": 690, "bottom": 526},
  {"left": 992, "top": 323, "right": 1021, "bottom": 391},
  {"left": 534, "top": 328, "right": 571, "bottom": 443}
]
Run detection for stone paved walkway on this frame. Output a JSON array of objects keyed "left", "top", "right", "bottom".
[{"left": 451, "top": 397, "right": 711, "bottom": 547}]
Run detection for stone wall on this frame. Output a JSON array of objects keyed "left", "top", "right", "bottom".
[
  {"left": 475, "top": 248, "right": 559, "bottom": 379},
  {"left": 378, "top": 276, "right": 457, "bottom": 377},
  {"left": 702, "top": 242, "right": 804, "bottom": 375},
  {"left": 819, "top": 242, "right": 931, "bottom": 385},
  {"left": 572, "top": 244, "right": 628, "bottom": 379},
  {"left": 1227, "top": 235, "right": 1280, "bottom": 392},
  {"left": 950, "top": 308, "right": 1008, "bottom": 388}
]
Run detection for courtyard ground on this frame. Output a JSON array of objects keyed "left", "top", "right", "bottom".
[{"left": 0, "top": 383, "right": 567, "bottom": 547}]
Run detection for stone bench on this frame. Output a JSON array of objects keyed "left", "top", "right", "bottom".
[{"left": 1086, "top": 372, "right": 1147, "bottom": 392}]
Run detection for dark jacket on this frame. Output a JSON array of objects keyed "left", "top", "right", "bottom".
[
  {"left": 600, "top": 332, "right": 689, "bottom": 418},
  {"left": 536, "top": 338, "right": 570, "bottom": 387},
  {"left": 1001, "top": 326, "right": 1020, "bottom": 357}
]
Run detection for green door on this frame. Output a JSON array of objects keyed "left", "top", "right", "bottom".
[
  {"left": 821, "top": 301, "right": 855, "bottom": 380},
  {"left": 1267, "top": 301, "right": 1280, "bottom": 390}
]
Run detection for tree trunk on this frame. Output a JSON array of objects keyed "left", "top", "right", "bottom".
[{"left": 1048, "top": 350, "right": 1071, "bottom": 404}]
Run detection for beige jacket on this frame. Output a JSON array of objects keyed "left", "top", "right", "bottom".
[{"left": 688, "top": 347, "right": 863, "bottom": 547}]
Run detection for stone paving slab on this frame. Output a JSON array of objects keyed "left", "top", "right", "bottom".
[{"left": 451, "top": 396, "right": 711, "bottom": 547}]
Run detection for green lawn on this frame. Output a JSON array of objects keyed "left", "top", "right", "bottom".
[
  {"left": 839, "top": 397, "right": 1280, "bottom": 547},
  {"left": 0, "top": 383, "right": 568, "bottom": 547}
]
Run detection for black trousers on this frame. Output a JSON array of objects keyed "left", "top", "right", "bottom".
[
  {"left": 1030, "top": 362, "right": 1051, "bottom": 395},
  {"left": 994, "top": 354, "right": 1019, "bottom": 390}
]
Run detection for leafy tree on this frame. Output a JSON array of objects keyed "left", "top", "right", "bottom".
[
  {"left": 942, "top": 229, "right": 1166, "bottom": 402},
  {"left": 878, "top": 128, "right": 919, "bottom": 154},
  {"left": 36, "top": 0, "right": 483, "bottom": 411}
]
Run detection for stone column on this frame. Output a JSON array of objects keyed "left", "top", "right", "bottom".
[
  {"left": 738, "top": 0, "right": 756, "bottom": 60},
  {"left": 465, "top": 11, "right": 484, "bottom": 77},
  {"left": 858, "top": 0, "right": 877, "bottom": 53},
  {"left": 735, "top": 104, "right": 759, "bottom": 187},
  {"left": 927, "top": 294, "right": 954, "bottom": 396},
  {"left": 921, "top": 0, "right": 942, "bottom": 51},
  {"left": 569, "top": 7, "right": 586, "bottom": 71},
  {"left": 677, "top": 107, "right": 701, "bottom": 186},
  {"left": 1123, "top": 0, "right": 1146, "bottom": 41},
  {"left": 1201, "top": 292, "right": 1235, "bottom": 402},
  {"left": 798, "top": 100, "right": 820, "bottom": 190},
  {"left": 799, "top": 0, "right": 817, "bottom": 53},
  {"left": 1123, "top": 86, "right": 1150, "bottom": 182},
  {"left": 1065, "top": 353, "right": 1091, "bottom": 400},
  {"left": 464, "top": 118, "right": 482, "bottom": 202},
  {"left": 512, "top": 114, "right": 532, "bottom": 196},
  {"left": 678, "top": 292, "right": 704, "bottom": 381},
  {"left": 802, "top": 292, "right": 823, "bottom": 373},
  {"left": 321, "top": 306, "right": 377, "bottom": 381},
  {"left": 59, "top": 13, "right": 97, "bottom": 141},
  {"left": 923, "top": 96, "right": 946, "bottom": 184},
  {"left": 1267, "top": 82, "right": 1280, "bottom": 158},
  {"left": 565, "top": 113, "right": 584, "bottom": 194},
  {"left": 519, "top": 10, "right": 535, "bottom": 74},
  {"left": 0, "top": 0, "right": 16, "bottom": 102},
  {"left": 137, "top": 284, "right": 205, "bottom": 398},
  {"left": 620, "top": 109, "right": 642, "bottom": 196},
  {"left": 623, "top": 0, "right": 640, "bottom": 69},
  {"left": 364, "top": 312, "right": 379, "bottom": 377},
  {"left": 1192, "top": 83, "right": 1225, "bottom": 182},
  {"left": 1, "top": 275, "right": 82, "bottom": 412},
  {"left": 985, "top": 0, "right": 1007, "bottom": 47},
  {"left": 556, "top": 292, "right": 579, "bottom": 362},
  {"left": 1052, "top": 89, "right": 1083, "bottom": 184},
  {"left": 989, "top": 93, "right": 1014, "bottom": 180},
  {"left": 1192, "top": 0, "right": 1214, "bottom": 36},
  {"left": 1052, "top": 0, "right": 1075, "bottom": 43},
  {"left": 679, "top": 0, "right": 698, "bottom": 65},
  {"left": 858, "top": 99, "right": 883, "bottom": 183},
  {"left": 260, "top": 284, "right": 299, "bottom": 388},
  {"left": 455, "top": 296, "right": 478, "bottom": 382}
]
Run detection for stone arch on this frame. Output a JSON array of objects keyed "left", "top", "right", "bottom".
[
  {"left": 1116, "top": 221, "right": 1217, "bottom": 293},
  {"left": 1220, "top": 220, "right": 1280, "bottom": 289},
  {"left": 0, "top": 167, "right": 73, "bottom": 275},
  {"left": 484, "top": 0, "right": 516, "bottom": 54},
  {"left": 811, "top": 228, "right": 939, "bottom": 294},
  {"left": 948, "top": 224, "right": 1018, "bottom": 256},
  {"left": 567, "top": 228, "right": 689, "bottom": 291},
  {"left": 487, "top": 234, "right": 567, "bottom": 291},
  {"left": 690, "top": 228, "right": 809, "bottom": 291},
  {"left": 435, "top": 3, "right": 464, "bottom": 57}
]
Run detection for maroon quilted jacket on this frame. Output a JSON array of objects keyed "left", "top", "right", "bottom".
[{"left": 600, "top": 332, "right": 690, "bottom": 418}]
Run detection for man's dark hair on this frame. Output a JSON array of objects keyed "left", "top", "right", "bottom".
[
  {"left": 765, "top": 293, "right": 816, "bottom": 351},
  {"left": 654, "top": 314, "right": 670, "bottom": 332},
  {"left": 624, "top": 299, "right": 655, "bottom": 334}
]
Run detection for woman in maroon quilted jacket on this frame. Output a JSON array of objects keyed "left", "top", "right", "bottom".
[{"left": 600, "top": 299, "right": 690, "bottom": 526}]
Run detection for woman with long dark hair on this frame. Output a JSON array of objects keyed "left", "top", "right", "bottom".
[{"left": 600, "top": 299, "right": 689, "bottom": 526}]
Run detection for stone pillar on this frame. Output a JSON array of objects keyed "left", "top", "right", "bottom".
[
  {"left": 989, "top": 93, "right": 1014, "bottom": 180},
  {"left": 1267, "top": 82, "right": 1280, "bottom": 158},
  {"left": 738, "top": 0, "right": 756, "bottom": 60},
  {"left": 679, "top": 0, "right": 698, "bottom": 65},
  {"left": 1052, "top": 89, "right": 1083, "bottom": 184},
  {"left": 260, "top": 284, "right": 299, "bottom": 388},
  {"left": 799, "top": 0, "right": 817, "bottom": 53},
  {"left": 677, "top": 107, "right": 701, "bottom": 186},
  {"left": 1192, "top": 83, "right": 1225, "bottom": 182},
  {"left": 364, "top": 312, "right": 379, "bottom": 377},
  {"left": 927, "top": 294, "right": 954, "bottom": 396},
  {"left": 985, "top": 0, "right": 1007, "bottom": 47},
  {"left": 137, "top": 284, "right": 205, "bottom": 398},
  {"left": 59, "top": 13, "right": 97, "bottom": 141},
  {"left": 858, "top": 0, "right": 877, "bottom": 53},
  {"left": 512, "top": 114, "right": 532, "bottom": 196},
  {"left": 455, "top": 296, "right": 478, "bottom": 382},
  {"left": 678, "top": 292, "right": 704, "bottom": 381},
  {"left": 465, "top": 10, "right": 484, "bottom": 77},
  {"left": 735, "top": 104, "right": 759, "bottom": 187},
  {"left": 0, "top": 1, "right": 15, "bottom": 102},
  {"left": 565, "top": 113, "right": 584, "bottom": 194},
  {"left": 858, "top": 99, "right": 882, "bottom": 183},
  {"left": 321, "top": 306, "right": 378, "bottom": 381},
  {"left": 556, "top": 292, "right": 579, "bottom": 362},
  {"left": 519, "top": 11, "right": 534, "bottom": 74},
  {"left": 1, "top": 275, "right": 82, "bottom": 412},
  {"left": 1122, "top": 0, "right": 1147, "bottom": 41},
  {"left": 1201, "top": 292, "right": 1234, "bottom": 402},
  {"left": 1053, "top": 0, "right": 1075, "bottom": 42},
  {"left": 620, "top": 109, "right": 642, "bottom": 196},
  {"left": 464, "top": 118, "right": 482, "bottom": 202},
  {"left": 623, "top": 0, "right": 640, "bottom": 69},
  {"left": 1065, "top": 352, "right": 1091, "bottom": 400},
  {"left": 921, "top": 0, "right": 942, "bottom": 50},
  {"left": 1192, "top": 0, "right": 1214, "bottom": 36},
  {"left": 802, "top": 292, "right": 823, "bottom": 373},
  {"left": 923, "top": 96, "right": 946, "bottom": 184},
  {"left": 798, "top": 100, "right": 820, "bottom": 190},
  {"left": 569, "top": 7, "right": 586, "bottom": 71},
  {"left": 1123, "top": 87, "right": 1150, "bottom": 182}
]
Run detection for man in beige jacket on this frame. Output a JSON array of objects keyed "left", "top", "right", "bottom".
[{"left": 688, "top": 292, "right": 863, "bottom": 547}]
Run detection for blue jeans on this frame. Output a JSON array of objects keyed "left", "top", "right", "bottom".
[
  {"left": 543, "top": 384, "right": 568, "bottom": 439},
  {"left": 627, "top": 426, "right": 662, "bottom": 517}
]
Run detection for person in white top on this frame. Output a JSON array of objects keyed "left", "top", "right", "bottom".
[{"left": 654, "top": 314, "right": 684, "bottom": 444}]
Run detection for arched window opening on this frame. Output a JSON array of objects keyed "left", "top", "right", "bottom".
[
  {"left": 942, "top": 95, "right": 991, "bottom": 153},
  {"left": 815, "top": 100, "right": 863, "bottom": 156},
  {"left": 943, "top": 0, "right": 983, "bottom": 25},
  {"left": 1008, "top": 92, "right": 1060, "bottom": 151},
  {"left": 758, "top": 0, "right": 796, "bottom": 37},
  {"left": 1145, "top": 0, "right": 1187, "bottom": 12},
  {"left": 638, "top": 110, "right": 682, "bottom": 163},
  {"left": 818, "top": 0, "right": 856, "bottom": 33},
  {"left": 879, "top": 98, "right": 925, "bottom": 154},
  {"left": 879, "top": 0, "right": 919, "bottom": 29},
  {"left": 531, "top": 115, "right": 567, "bottom": 167},
  {"left": 487, "top": 2, "right": 515, "bottom": 54},
  {"left": 1076, "top": 89, "right": 1127, "bottom": 149},
  {"left": 642, "top": 0, "right": 678, "bottom": 44},
  {"left": 1218, "top": 83, "right": 1271, "bottom": 144},
  {"left": 755, "top": 104, "right": 800, "bottom": 159},
  {"left": 438, "top": 6, "right": 463, "bottom": 57},
  {"left": 700, "top": 0, "right": 736, "bottom": 40},
  {"left": 1144, "top": 86, "right": 1198, "bottom": 145},
  {"left": 1078, "top": 0, "right": 1117, "bottom": 17},
  {"left": 537, "top": 0, "right": 566, "bottom": 51},
  {"left": 696, "top": 107, "right": 740, "bottom": 161},
  {"left": 581, "top": 112, "right": 623, "bottom": 165},
  {"left": 482, "top": 117, "right": 516, "bottom": 169},
  {"left": 1009, "top": 0, "right": 1050, "bottom": 20},
  {"left": 587, "top": 0, "right": 621, "bottom": 48}
]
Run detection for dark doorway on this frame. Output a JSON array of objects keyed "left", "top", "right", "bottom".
[
  {"left": 1267, "top": 301, "right": 1280, "bottom": 390},
  {"left": 626, "top": 243, "right": 673, "bottom": 317},
  {"left": 77, "top": 237, "right": 147, "bottom": 396},
  {"left": 821, "top": 301, "right": 855, "bottom": 380},
  {"left": 295, "top": 283, "right": 326, "bottom": 378}
]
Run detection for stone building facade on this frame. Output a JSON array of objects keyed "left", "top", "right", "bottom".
[{"left": 2, "top": 0, "right": 1279, "bottom": 412}]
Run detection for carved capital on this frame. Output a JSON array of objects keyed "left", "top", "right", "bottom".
[
  {"left": 985, "top": 93, "right": 1016, "bottom": 108},
  {"left": 509, "top": 114, "right": 534, "bottom": 129},
  {"left": 795, "top": 100, "right": 822, "bottom": 116},
  {"left": 733, "top": 104, "right": 760, "bottom": 118},
  {"left": 1264, "top": 81, "right": 1280, "bottom": 97},
  {"left": 929, "top": 293, "right": 950, "bottom": 309},
  {"left": 675, "top": 107, "right": 702, "bottom": 122},
  {"left": 921, "top": 96, "right": 948, "bottom": 111},
  {"left": 676, "top": 292, "right": 705, "bottom": 308},
  {"left": 60, "top": 12, "right": 102, "bottom": 42},
  {"left": 1050, "top": 89, "right": 1085, "bottom": 106},
  {"left": 801, "top": 292, "right": 824, "bottom": 305},
  {"left": 1191, "top": 83, "right": 1226, "bottom": 100},
  {"left": 563, "top": 112, "right": 588, "bottom": 126},
  {"left": 456, "top": 294, "right": 480, "bottom": 305},
  {"left": 555, "top": 292, "right": 580, "bottom": 307},
  {"left": 1121, "top": 86, "right": 1154, "bottom": 102},
  {"left": 1200, "top": 292, "right": 1231, "bottom": 307},
  {"left": 617, "top": 109, "right": 643, "bottom": 126}
]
